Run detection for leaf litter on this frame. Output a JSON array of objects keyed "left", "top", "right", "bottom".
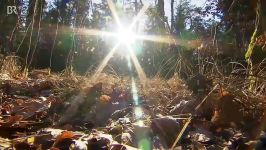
[{"left": 0, "top": 71, "right": 265, "bottom": 150}]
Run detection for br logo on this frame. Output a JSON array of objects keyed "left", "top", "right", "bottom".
[
  {"left": 7, "top": 0, "right": 23, "bottom": 15},
  {"left": 7, "top": 6, "right": 17, "bottom": 15}
]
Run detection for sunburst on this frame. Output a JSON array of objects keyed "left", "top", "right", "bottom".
[
  {"left": 89, "top": 0, "right": 180, "bottom": 83},
  {"left": 86, "top": 2, "right": 167, "bottom": 148}
]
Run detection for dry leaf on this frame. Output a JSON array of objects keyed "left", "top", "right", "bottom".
[
  {"left": 54, "top": 131, "right": 75, "bottom": 144},
  {"left": 6, "top": 115, "right": 24, "bottom": 124},
  {"left": 100, "top": 95, "right": 111, "bottom": 104}
]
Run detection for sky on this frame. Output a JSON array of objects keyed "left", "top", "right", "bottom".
[
  {"left": 100, "top": 0, "right": 206, "bottom": 22},
  {"left": 164, "top": 0, "right": 205, "bottom": 19},
  {"left": 99, "top": 0, "right": 206, "bottom": 24},
  {"left": 46, "top": 0, "right": 206, "bottom": 19},
  {"left": 45, "top": 0, "right": 206, "bottom": 29}
]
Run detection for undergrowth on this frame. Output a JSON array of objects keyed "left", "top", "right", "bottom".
[{"left": 0, "top": 55, "right": 22, "bottom": 78}]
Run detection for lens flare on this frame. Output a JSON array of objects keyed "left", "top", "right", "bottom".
[
  {"left": 134, "top": 107, "right": 143, "bottom": 119},
  {"left": 117, "top": 29, "right": 136, "bottom": 44},
  {"left": 131, "top": 79, "right": 139, "bottom": 105},
  {"left": 128, "top": 47, "right": 147, "bottom": 84},
  {"left": 137, "top": 120, "right": 144, "bottom": 127},
  {"left": 127, "top": 55, "right": 132, "bottom": 70},
  {"left": 91, "top": 43, "right": 120, "bottom": 82},
  {"left": 107, "top": 0, "right": 122, "bottom": 27},
  {"left": 79, "top": 2, "right": 196, "bottom": 150}
]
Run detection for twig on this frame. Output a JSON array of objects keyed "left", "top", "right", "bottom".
[
  {"left": 195, "top": 84, "right": 219, "bottom": 111},
  {"left": 29, "top": 0, "right": 43, "bottom": 67},
  {"left": 49, "top": 11, "right": 59, "bottom": 70},
  {"left": 24, "top": 0, "right": 39, "bottom": 74},
  {"left": 228, "top": 0, "right": 238, "bottom": 12},
  {"left": 16, "top": 21, "right": 32, "bottom": 53},
  {"left": 171, "top": 115, "right": 192, "bottom": 149}
]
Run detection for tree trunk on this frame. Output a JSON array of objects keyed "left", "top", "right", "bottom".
[
  {"left": 260, "top": 0, "right": 266, "bottom": 32},
  {"left": 171, "top": 0, "right": 174, "bottom": 33},
  {"left": 157, "top": 0, "right": 165, "bottom": 33},
  {"left": 157, "top": 0, "right": 165, "bottom": 17},
  {"left": 245, "top": 0, "right": 263, "bottom": 91},
  {"left": 135, "top": 0, "right": 139, "bottom": 32},
  {"left": 27, "top": 0, "right": 44, "bottom": 27}
]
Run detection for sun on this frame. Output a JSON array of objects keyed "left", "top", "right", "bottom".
[
  {"left": 117, "top": 28, "right": 136, "bottom": 45},
  {"left": 91, "top": 0, "right": 150, "bottom": 82}
]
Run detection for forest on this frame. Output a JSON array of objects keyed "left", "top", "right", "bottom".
[{"left": 0, "top": 0, "right": 266, "bottom": 149}]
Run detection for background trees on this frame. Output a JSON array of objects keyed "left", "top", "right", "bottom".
[{"left": 0, "top": 0, "right": 265, "bottom": 78}]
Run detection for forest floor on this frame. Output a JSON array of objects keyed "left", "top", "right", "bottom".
[{"left": 0, "top": 69, "right": 266, "bottom": 150}]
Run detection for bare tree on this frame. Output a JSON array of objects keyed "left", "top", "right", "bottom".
[
  {"left": 157, "top": 0, "right": 165, "bottom": 17},
  {"left": 171, "top": 0, "right": 175, "bottom": 33}
]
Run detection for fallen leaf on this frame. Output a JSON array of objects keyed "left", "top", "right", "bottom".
[
  {"left": 55, "top": 131, "right": 75, "bottom": 143},
  {"left": 100, "top": 95, "right": 111, "bottom": 104},
  {"left": 6, "top": 115, "right": 24, "bottom": 125}
]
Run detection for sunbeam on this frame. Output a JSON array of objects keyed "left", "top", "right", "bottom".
[
  {"left": 128, "top": 46, "right": 147, "bottom": 85},
  {"left": 89, "top": 0, "right": 194, "bottom": 89},
  {"left": 83, "top": 29, "right": 117, "bottom": 37},
  {"left": 131, "top": 78, "right": 139, "bottom": 106},
  {"left": 107, "top": 0, "right": 122, "bottom": 27},
  {"left": 91, "top": 43, "right": 121, "bottom": 82},
  {"left": 135, "top": 34, "right": 176, "bottom": 44},
  {"left": 90, "top": 2, "right": 150, "bottom": 81},
  {"left": 117, "top": 29, "right": 136, "bottom": 44},
  {"left": 129, "top": 5, "right": 149, "bottom": 30}
]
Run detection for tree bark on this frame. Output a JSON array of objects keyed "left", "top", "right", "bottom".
[
  {"left": 245, "top": 0, "right": 262, "bottom": 91},
  {"left": 171, "top": 0, "right": 174, "bottom": 33},
  {"left": 260, "top": 0, "right": 266, "bottom": 32},
  {"left": 157, "top": 0, "right": 165, "bottom": 17},
  {"left": 27, "top": 0, "right": 44, "bottom": 27}
]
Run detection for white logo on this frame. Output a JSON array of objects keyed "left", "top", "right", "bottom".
[{"left": 7, "top": 6, "right": 17, "bottom": 15}]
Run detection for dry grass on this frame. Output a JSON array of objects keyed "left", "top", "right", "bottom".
[
  {"left": 143, "top": 75, "right": 192, "bottom": 106},
  {"left": 193, "top": 56, "right": 266, "bottom": 97},
  {"left": 76, "top": 72, "right": 193, "bottom": 108},
  {"left": 0, "top": 52, "right": 264, "bottom": 106},
  {"left": 0, "top": 55, "right": 23, "bottom": 79}
]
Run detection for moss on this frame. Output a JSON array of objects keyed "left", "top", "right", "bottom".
[{"left": 245, "top": 28, "right": 258, "bottom": 60}]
